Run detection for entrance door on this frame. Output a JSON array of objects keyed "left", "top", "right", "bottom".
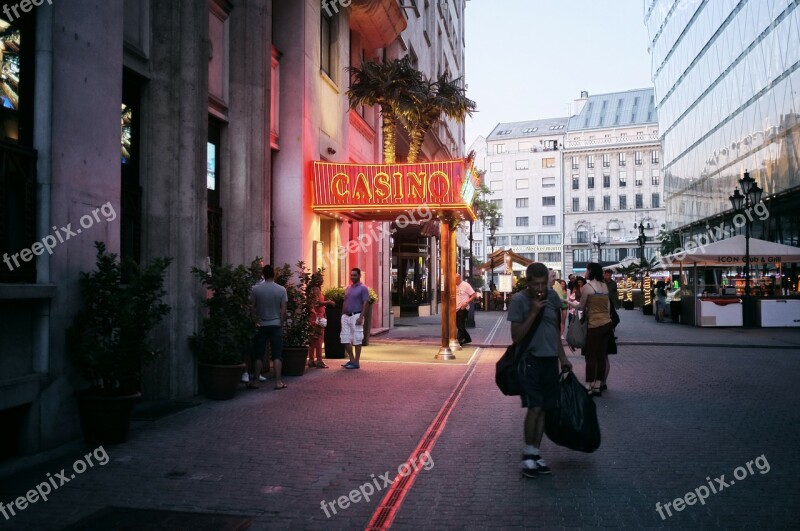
[{"left": 398, "top": 253, "right": 427, "bottom": 316}]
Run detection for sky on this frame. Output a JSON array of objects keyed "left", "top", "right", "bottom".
[{"left": 464, "top": 0, "right": 655, "bottom": 144}]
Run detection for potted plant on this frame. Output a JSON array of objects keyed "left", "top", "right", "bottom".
[
  {"left": 275, "top": 261, "right": 319, "bottom": 376},
  {"left": 323, "top": 286, "right": 346, "bottom": 359},
  {"left": 189, "top": 261, "right": 257, "bottom": 400},
  {"left": 67, "top": 242, "right": 172, "bottom": 444}
]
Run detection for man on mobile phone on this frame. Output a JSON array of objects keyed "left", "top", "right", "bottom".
[{"left": 508, "top": 263, "right": 573, "bottom": 479}]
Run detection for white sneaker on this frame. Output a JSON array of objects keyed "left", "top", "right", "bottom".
[
  {"left": 241, "top": 372, "right": 250, "bottom": 383},
  {"left": 258, "top": 375, "right": 267, "bottom": 382}
]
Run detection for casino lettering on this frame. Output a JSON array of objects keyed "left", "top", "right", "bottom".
[{"left": 329, "top": 169, "right": 451, "bottom": 203}]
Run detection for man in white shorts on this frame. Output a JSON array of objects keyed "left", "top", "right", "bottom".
[{"left": 341, "top": 268, "right": 371, "bottom": 369}]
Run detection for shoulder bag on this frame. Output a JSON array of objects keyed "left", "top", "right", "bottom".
[{"left": 495, "top": 297, "right": 545, "bottom": 396}]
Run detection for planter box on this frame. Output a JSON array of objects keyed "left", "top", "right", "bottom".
[
  {"left": 76, "top": 390, "right": 141, "bottom": 444},
  {"left": 324, "top": 307, "right": 345, "bottom": 358},
  {"left": 198, "top": 363, "right": 245, "bottom": 400},
  {"left": 282, "top": 346, "right": 308, "bottom": 376}
]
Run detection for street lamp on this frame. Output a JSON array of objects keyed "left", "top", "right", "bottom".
[
  {"left": 487, "top": 217, "right": 497, "bottom": 292},
  {"left": 729, "top": 170, "right": 763, "bottom": 327},
  {"left": 591, "top": 231, "right": 606, "bottom": 263}
]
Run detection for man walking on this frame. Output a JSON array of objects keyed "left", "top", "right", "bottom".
[
  {"left": 341, "top": 268, "right": 370, "bottom": 369},
  {"left": 604, "top": 269, "right": 620, "bottom": 309},
  {"left": 250, "top": 265, "right": 288, "bottom": 390},
  {"left": 455, "top": 273, "right": 477, "bottom": 346},
  {"left": 508, "top": 263, "right": 572, "bottom": 478}
]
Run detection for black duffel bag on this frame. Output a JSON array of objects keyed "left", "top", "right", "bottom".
[{"left": 495, "top": 308, "right": 544, "bottom": 396}]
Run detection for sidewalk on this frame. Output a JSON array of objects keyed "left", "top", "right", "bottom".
[{"left": 381, "top": 307, "right": 800, "bottom": 348}]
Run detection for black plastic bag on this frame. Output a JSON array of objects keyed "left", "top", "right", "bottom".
[{"left": 545, "top": 371, "right": 601, "bottom": 452}]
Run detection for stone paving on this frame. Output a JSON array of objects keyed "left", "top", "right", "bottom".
[{"left": 0, "top": 310, "right": 799, "bottom": 529}]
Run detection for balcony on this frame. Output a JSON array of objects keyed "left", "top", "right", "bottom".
[{"left": 565, "top": 133, "right": 659, "bottom": 149}]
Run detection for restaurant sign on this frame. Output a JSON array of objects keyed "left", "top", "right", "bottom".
[
  {"left": 717, "top": 256, "right": 782, "bottom": 263},
  {"left": 312, "top": 159, "right": 478, "bottom": 220}
]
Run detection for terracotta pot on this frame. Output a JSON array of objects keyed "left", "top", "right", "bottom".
[
  {"left": 75, "top": 390, "right": 142, "bottom": 444},
  {"left": 198, "top": 362, "right": 246, "bottom": 400},
  {"left": 281, "top": 346, "right": 308, "bottom": 377}
]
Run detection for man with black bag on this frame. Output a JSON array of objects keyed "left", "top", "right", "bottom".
[{"left": 508, "top": 263, "right": 572, "bottom": 479}]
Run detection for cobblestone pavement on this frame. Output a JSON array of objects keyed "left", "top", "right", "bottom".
[{"left": 1, "top": 312, "right": 799, "bottom": 530}]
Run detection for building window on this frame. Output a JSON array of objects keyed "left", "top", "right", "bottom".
[
  {"left": 576, "top": 231, "right": 589, "bottom": 244},
  {"left": 515, "top": 198, "right": 529, "bottom": 208},
  {"left": 603, "top": 196, "right": 611, "bottom": 210},
  {"left": 496, "top": 130, "right": 512, "bottom": 135},
  {"left": 512, "top": 235, "right": 535, "bottom": 245},
  {"left": 572, "top": 197, "right": 580, "bottom": 211},
  {"left": 652, "top": 170, "right": 660, "bottom": 185},
  {"left": 588, "top": 197, "right": 595, "bottom": 211},
  {"left": 602, "top": 153, "right": 610, "bottom": 167},
  {"left": 473, "top": 241, "right": 482, "bottom": 257},
  {"left": 542, "top": 157, "right": 555, "bottom": 168},
  {"left": 516, "top": 217, "right": 529, "bottom": 227},
  {"left": 652, "top": 193, "right": 660, "bottom": 208},
  {"left": 571, "top": 156, "right": 579, "bottom": 170},
  {"left": 207, "top": 121, "right": 222, "bottom": 266},
  {"left": 635, "top": 193, "right": 643, "bottom": 209},
  {"left": 542, "top": 177, "right": 555, "bottom": 188},
  {"left": 601, "top": 248, "right": 620, "bottom": 262},
  {"left": 572, "top": 175, "right": 579, "bottom": 190},
  {"left": 495, "top": 218, "right": 504, "bottom": 228},
  {"left": 538, "top": 234, "right": 562, "bottom": 244},
  {"left": 538, "top": 252, "right": 562, "bottom": 263},
  {"left": 320, "top": 10, "right": 333, "bottom": 77},
  {"left": 619, "top": 172, "right": 627, "bottom": 187},
  {"left": 635, "top": 151, "right": 643, "bottom": 165},
  {"left": 542, "top": 216, "right": 556, "bottom": 226},
  {"left": 635, "top": 170, "right": 643, "bottom": 186},
  {"left": 603, "top": 175, "right": 610, "bottom": 188},
  {"left": 490, "top": 180, "right": 503, "bottom": 191},
  {"left": 619, "top": 195, "right": 627, "bottom": 210},
  {"left": 490, "top": 162, "right": 503, "bottom": 172},
  {"left": 495, "top": 144, "right": 506, "bottom": 154},
  {"left": 542, "top": 196, "right": 555, "bottom": 206},
  {"left": 618, "top": 152, "right": 627, "bottom": 166},
  {"left": 516, "top": 178, "right": 529, "bottom": 189},
  {"left": 587, "top": 155, "right": 595, "bottom": 168},
  {"left": 651, "top": 150, "right": 659, "bottom": 164},
  {"left": 522, "top": 127, "right": 538, "bottom": 133},
  {"left": 573, "top": 248, "right": 591, "bottom": 263},
  {"left": 518, "top": 141, "right": 531, "bottom": 151},
  {"left": 515, "top": 159, "right": 529, "bottom": 170},
  {"left": 587, "top": 175, "right": 595, "bottom": 189},
  {"left": 490, "top": 199, "right": 503, "bottom": 209}
]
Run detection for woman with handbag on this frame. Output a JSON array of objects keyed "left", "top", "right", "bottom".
[
  {"left": 575, "top": 263, "right": 613, "bottom": 396},
  {"left": 308, "top": 285, "right": 335, "bottom": 368}
]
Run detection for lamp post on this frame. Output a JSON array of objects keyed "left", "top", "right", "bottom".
[
  {"left": 729, "top": 170, "right": 763, "bottom": 327},
  {"left": 488, "top": 218, "right": 497, "bottom": 288},
  {"left": 636, "top": 222, "right": 652, "bottom": 314}
]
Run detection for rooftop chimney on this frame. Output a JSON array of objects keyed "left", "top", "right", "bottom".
[{"left": 574, "top": 91, "right": 589, "bottom": 115}]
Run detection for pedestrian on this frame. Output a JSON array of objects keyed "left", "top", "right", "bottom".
[
  {"left": 655, "top": 280, "right": 668, "bottom": 322},
  {"left": 250, "top": 264, "right": 288, "bottom": 390},
  {"left": 243, "top": 267, "right": 267, "bottom": 384},
  {"left": 341, "top": 268, "right": 370, "bottom": 369},
  {"left": 307, "top": 285, "right": 335, "bottom": 368},
  {"left": 558, "top": 279, "right": 568, "bottom": 338},
  {"left": 604, "top": 269, "right": 620, "bottom": 309},
  {"left": 455, "top": 273, "right": 477, "bottom": 346},
  {"left": 508, "top": 263, "right": 572, "bottom": 479},
  {"left": 575, "top": 263, "right": 613, "bottom": 397}
]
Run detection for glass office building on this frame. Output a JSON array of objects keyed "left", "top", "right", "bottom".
[{"left": 645, "top": 0, "right": 800, "bottom": 247}]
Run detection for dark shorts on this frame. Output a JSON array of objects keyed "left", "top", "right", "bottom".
[
  {"left": 518, "top": 356, "right": 559, "bottom": 410},
  {"left": 253, "top": 325, "right": 283, "bottom": 361}
]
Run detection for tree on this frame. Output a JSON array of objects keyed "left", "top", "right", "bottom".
[
  {"left": 403, "top": 72, "right": 476, "bottom": 163},
  {"left": 471, "top": 179, "right": 501, "bottom": 226},
  {"left": 658, "top": 224, "right": 682, "bottom": 256},
  {"left": 346, "top": 57, "right": 421, "bottom": 164}
]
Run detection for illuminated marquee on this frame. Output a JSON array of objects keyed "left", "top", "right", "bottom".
[{"left": 312, "top": 159, "right": 478, "bottom": 220}]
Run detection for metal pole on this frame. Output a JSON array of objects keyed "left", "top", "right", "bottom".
[{"left": 436, "top": 216, "right": 455, "bottom": 359}]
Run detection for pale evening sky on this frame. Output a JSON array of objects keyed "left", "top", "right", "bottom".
[{"left": 464, "top": 0, "right": 655, "bottom": 143}]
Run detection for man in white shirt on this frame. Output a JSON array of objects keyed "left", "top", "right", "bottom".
[{"left": 455, "top": 274, "right": 477, "bottom": 346}]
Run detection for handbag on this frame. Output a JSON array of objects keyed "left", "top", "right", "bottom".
[
  {"left": 566, "top": 311, "right": 587, "bottom": 349},
  {"left": 495, "top": 300, "right": 545, "bottom": 396},
  {"left": 317, "top": 317, "right": 328, "bottom": 328},
  {"left": 607, "top": 333, "right": 618, "bottom": 354}
]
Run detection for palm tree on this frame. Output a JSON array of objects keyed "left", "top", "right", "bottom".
[
  {"left": 346, "top": 57, "right": 422, "bottom": 164},
  {"left": 403, "top": 72, "right": 476, "bottom": 163}
]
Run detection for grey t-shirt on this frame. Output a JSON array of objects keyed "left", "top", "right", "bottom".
[
  {"left": 507, "top": 288, "right": 561, "bottom": 358},
  {"left": 250, "top": 280, "right": 288, "bottom": 326}
]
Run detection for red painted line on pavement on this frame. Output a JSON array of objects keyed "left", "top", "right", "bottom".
[{"left": 365, "top": 316, "right": 505, "bottom": 530}]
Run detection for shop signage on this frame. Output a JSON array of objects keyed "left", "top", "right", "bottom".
[
  {"left": 511, "top": 245, "right": 563, "bottom": 253},
  {"left": 717, "top": 256, "right": 781, "bottom": 263},
  {"left": 311, "top": 159, "right": 478, "bottom": 219}
]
